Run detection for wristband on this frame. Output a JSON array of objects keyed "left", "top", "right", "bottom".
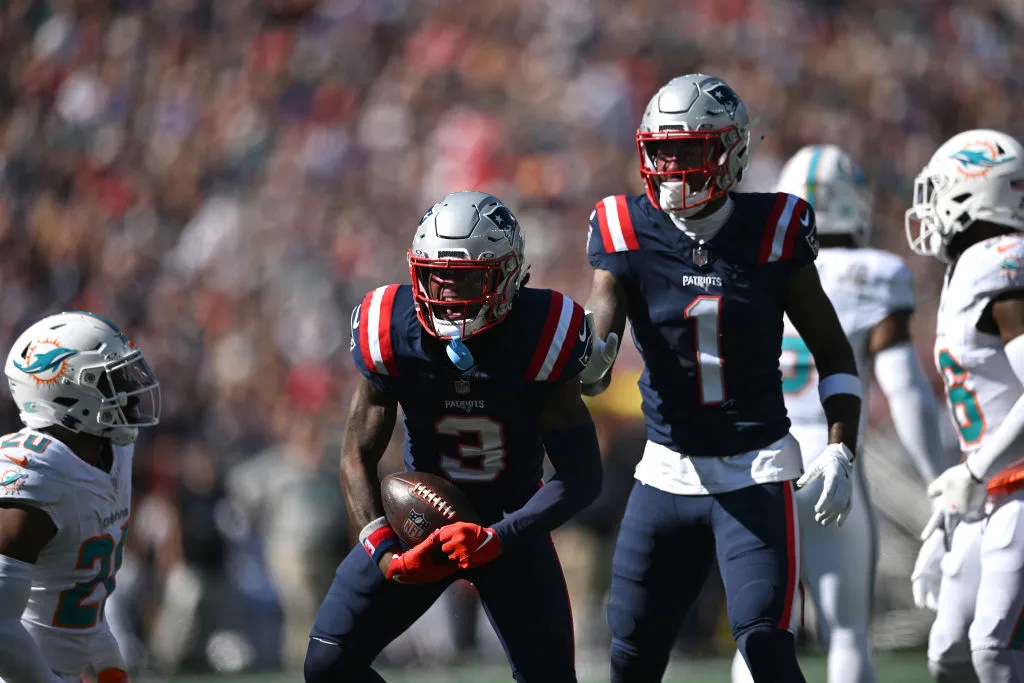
[
  {"left": 359, "top": 517, "right": 400, "bottom": 564},
  {"left": 818, "top": 372, "right": 862, "bottom": 401}
]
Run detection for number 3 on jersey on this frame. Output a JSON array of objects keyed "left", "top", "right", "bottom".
[
  {"left": 436, "top": 416, "right": 506, "bottom": 482},
  {"left": 937, "top": 349, "right": 986, "bottom": 447},
  {"left": 685, "top": 296, "right": 725, "bottom": 405},
  {"left": 53, "top": 522, "right": 129, "bottom": 629}
]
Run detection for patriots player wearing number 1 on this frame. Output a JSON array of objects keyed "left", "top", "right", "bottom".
[
  {"left": 905, "top": 129, "right": 1024, "bottom": 683},
  {"left": 0, "top": 312, "right": 160, "bottom": 683},
  {"left": 581, "top": 74, "right": 862, "bottom": 683},
  {"left": 304, "top": 191, "right": 602, "bottom": 683}
]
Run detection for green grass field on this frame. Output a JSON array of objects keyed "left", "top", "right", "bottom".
[{"left": 160, "top": 650, "right": 932, "bottom": 683}]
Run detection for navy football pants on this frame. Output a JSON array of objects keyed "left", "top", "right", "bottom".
[
  {"left": 608, "top": 480, "right": 804, "bottom": 683},
  {"left": 304, "top": 535, "right": 576, "bottom": 683}
]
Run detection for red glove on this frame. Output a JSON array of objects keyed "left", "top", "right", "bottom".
[
  {"left": 439, "top": 522, "right": 502, "bottom": 569},
  {"left": 97, "top": 670, "right": 129, "bottom": 683},
  {"left": 386, "top": 530, "right": 457, "bottom": 584}
]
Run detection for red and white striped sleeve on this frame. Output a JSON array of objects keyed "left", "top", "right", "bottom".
[
  {"left": 758, "top": 193, "right": 818, "bottom": 265},
  {"left": 525, "top": 292, "right": 591, "bottom": 384},
  {"left": 587, "top": 195, "right": 640, "bottom": 278},
  {"left": 351, "top": 284, "right": 401, "bottom": 379}
]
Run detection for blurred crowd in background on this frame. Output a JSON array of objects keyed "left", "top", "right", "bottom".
[{"left": 2, "top": 0, "right": 1023, "bottom": 674}]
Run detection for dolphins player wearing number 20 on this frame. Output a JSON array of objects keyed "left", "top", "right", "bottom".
[
  {"left": 582, "top": 74, "right": 861, "bottom": 683},
  {"left": 0, "top": 311, "right": 160, "bottom": 683},
  {"left": 304, "top": 191, "right": 602, "bottom": 683}
]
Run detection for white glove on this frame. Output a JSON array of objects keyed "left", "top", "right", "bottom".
[
  {"left": 796, "top": 443, "right": 854, "bottom": 526},
  {"left": 911, "top": 528, "right": 945, "bottom": 612},
  {"left": 578, "top": 311, "right": 620, "bottom": 386},
  {"left": 920, "top": 462, "right": 988, "bottom": 540}
]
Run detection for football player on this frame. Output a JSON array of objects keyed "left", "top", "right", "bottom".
[
  {"left": 0, "top": 312, "right": 160, "bottom": 683},
  {"left": 730, "top": 146, "right": 949, "bottom": 683},
  {"left": 581, "top": 74, "right": 862, "bottom": 683},
  {"left": 905, "top": 129, "right": 1024, "bottom": 683},
  {"left": 304, "top": 191, "right": 602, "bottom": 683}
]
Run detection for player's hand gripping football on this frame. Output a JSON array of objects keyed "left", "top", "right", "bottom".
[
  {"left": 796, "top": 443, "right": 854, "bottom": 526},
  {"left": 439, "top": 522, "right": 501, "bottom": 569},
  {"left": 383, "top": 530, "right": 457, "bottom": 584},
  {"left": 911, "top": 527, "right": 945, "bottom": 611},
  {"left": 578, "top": 312, "right": 619, "bottom": 387},
  {"left": 919, "top": 462, "right": 987, "bottom": 540}
]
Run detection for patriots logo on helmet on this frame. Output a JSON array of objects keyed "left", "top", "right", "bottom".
[
  {"left": 949, "top": 141, "right": 1016, "bottom": 178},
  {"left": 703, "top": 82, "right": 741, "bottom": 119},
  {"left": 402, "top": 510, "right": 430, "bottom": 542},
  {"left": 485, "top": 205, "right": 519, "bottom": 247}
]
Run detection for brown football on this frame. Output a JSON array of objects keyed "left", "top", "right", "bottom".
[{"left": 381, "top": 471, "right": 481, "bottom": 548}]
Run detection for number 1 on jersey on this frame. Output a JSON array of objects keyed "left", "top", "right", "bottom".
[{"left": 685, "top": 296, "right": 725, "bottom": 405}]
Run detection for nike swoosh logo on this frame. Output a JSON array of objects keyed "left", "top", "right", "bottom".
[
  {"left": 799, "top": 209, "right": 810, "bottom": 227},
  {"left": 4, "top": 454, "right": 27, "bottom": 467},
  {"left": 474, "top": 530, "right": 495, "bottom": 553}
]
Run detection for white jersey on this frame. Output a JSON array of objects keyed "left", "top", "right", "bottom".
[
  {"left": 781, "top": 247, "right": 915, "bottom": 452},
  {"left": 936, "top": 234, "right": 1024, "bottom": 494},
  {"left": 0, "top": 429, "right": 132, "bottom": 675}
]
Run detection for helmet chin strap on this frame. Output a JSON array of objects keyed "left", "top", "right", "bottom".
[{"left": 107, "top": 427, "right": 138, "bottom": 447}]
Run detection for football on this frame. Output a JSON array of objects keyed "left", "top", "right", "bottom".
[{"left": 381, "top": 471, "right": 481, "bottom": 548}]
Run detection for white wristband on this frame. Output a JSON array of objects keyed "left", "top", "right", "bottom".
[{"left": 818, "top": 372, "right": 862, "bottom": 402}]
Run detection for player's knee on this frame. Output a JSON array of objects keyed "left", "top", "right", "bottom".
[
  {"left": 971, "top": 648, "right": 1019, "bottom": 683},
  {"left": 926, "top": 657, "right": 980, "bottom": 683},
  {"left": 609, "top": 636, "right": 670, "bottom": 683},
  {"left": 304, "top": 637, "right": 379, "bottom": 683}
]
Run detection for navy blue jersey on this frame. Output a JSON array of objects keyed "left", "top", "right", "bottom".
[
  {"left": 588, "top": 192, "right": 818, "bottom": 457},
  {"left": 351, "top": 285, "right": 592, "bottom": 523}
]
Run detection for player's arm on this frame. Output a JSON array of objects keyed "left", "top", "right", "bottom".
[
  {"left": 0, "top": 503, "right": 64, "bottom": 683},
  {"left": 339, "top": 375, "right": 402, "bottom": 575},
  {"left": 786, "top": 263, "right": 861, "bottom": 454},
  {"left": 869, "top": 311, "right": 948, "bottom": 482},
  {"left": 440, "top": 381, "right": 603, "bottom": 567},
  {"left": 921, "top": 290, "right": 1024, "bottom": 538},
  {"left": 786, "top": 263, "right": 862, "bottom": 526},
  {"left": 961, "top": 291, "right": 1024, "bottom": 481},
  {"left": 581, "top": 268, "right": 627, "bottom": 395}
]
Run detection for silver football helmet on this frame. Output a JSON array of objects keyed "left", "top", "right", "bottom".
[
  {"left": 408, "top": 191, "right": 528, "bottom": 339},
  {"left": 637, "top": 74, "right": 755, "bottom": 217},
  {"left": 5, "top": 311, "right": 160, "bottom": 445},
  {"left": 906, "top": 129, "right": 1024, "bottom": 261},
  {"left": 776, "top": 145, "right": 873, "bottom": 247}
]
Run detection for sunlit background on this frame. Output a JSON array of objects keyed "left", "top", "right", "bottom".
[{"left": 2, "top": 0, "right": 1022, "bottom": 680}]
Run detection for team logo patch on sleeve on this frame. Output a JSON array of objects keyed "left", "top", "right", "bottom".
[{"left": 0, "top": 468, "right": 27, "bottom": 492}]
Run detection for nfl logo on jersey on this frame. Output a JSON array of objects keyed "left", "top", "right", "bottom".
[
  {"left": 403, "top": 510, "right": 430, "bottom": 542},
  {"left": 693, "top": 246, "right": 710, "bottom": 268},
  {"left": 454, "top": 379, "right": 471, "bottom": 395}
]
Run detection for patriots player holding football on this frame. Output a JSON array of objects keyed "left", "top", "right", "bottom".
[
  {"left": 906, "top": 129, "right": 1024, "bottom": 683},
  {"left": 581, "top": 74, "right": 862, "bottom": 682},
  {"left": 304, "top": 191, "right": 602, "bottom": 683},
  {"left": 731, "top": 145, "right": 949, "bottom": 683},
  {"left": 0, "top": 312, "right": 161, "bottom": 683}
]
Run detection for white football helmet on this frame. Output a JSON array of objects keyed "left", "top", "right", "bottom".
[
  {"left": 637, "top": 74, "right": 756, "bottom": 217},
  {"left": 5, "top": 311, "right": 160, "bottom": 446},
  {"left": 776, "top": 144, "right": 873, "bottom": 247},
  {"left": 408, "top": 191, "right": 528, "bottom": 340},
  {"left": 906, "top": 129, "right": 1024, "bottom": 261}
]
